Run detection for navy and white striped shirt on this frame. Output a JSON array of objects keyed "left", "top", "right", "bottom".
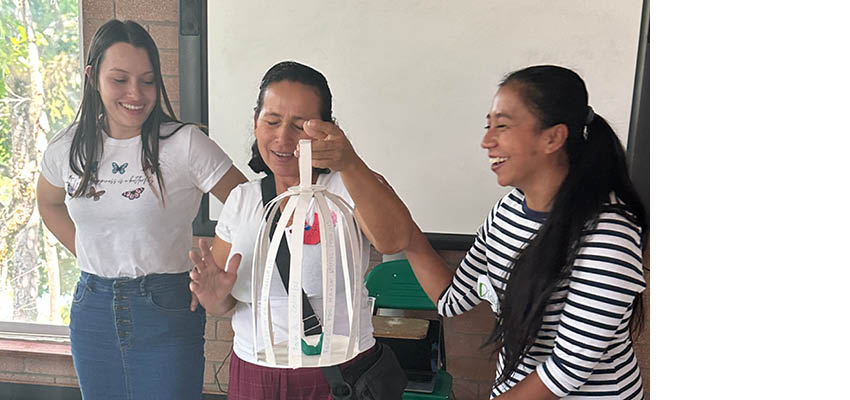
[{"left": 438, "top": 189, "right": 645, "bottom": 399}]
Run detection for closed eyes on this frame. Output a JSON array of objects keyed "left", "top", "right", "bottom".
[{"left": 112, "top": 79, "right": 154, "bottom": 85}]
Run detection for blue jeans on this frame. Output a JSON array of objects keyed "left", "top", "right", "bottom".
[{"left": 70, "top": 271, "right": 206, "bottom": 400}]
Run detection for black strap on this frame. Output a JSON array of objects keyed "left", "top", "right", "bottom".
[
  {"left": 260, "top": 174, "right": 351, "bottom": 399},
  {"left": 322, "top": 363, "right": 353, "bottom": 400},
  {"left": 261, "top": 175, "right": 323, "bottom": 336}
]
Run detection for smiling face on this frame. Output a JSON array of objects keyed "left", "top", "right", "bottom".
[
  {"left": 254, "top": 81, "right": 322, "bottom": 183},
  {"left": 94, "top": 42, "right": 156, "bottom": 139},
  {"left": 481, "top": 84, "right": 554, "bottom": 190}
]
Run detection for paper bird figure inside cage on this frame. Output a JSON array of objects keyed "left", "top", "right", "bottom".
[{"left": 250, "top": 139, "right": 366, "bottom": 368}]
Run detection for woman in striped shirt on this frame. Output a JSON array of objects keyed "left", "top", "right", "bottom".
[{"left": 404, "top": 65, "right": 648, "bottom": 399}]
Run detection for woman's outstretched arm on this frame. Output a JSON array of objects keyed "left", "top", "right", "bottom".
[
  {"left": 304, "top": 119, "right": 413, "bottom": 254},
  {"left": 403, "top": 225, "right": 455, "bottom": 306}
]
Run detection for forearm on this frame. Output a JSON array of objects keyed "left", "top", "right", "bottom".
[
  {"left": 38, "top": 203, "right": 76, "bottom": 256},
  {"left": 340, "top": 157, "right": 413, "bottom": 254},
  {"left": 209, "top": 166, "right": 247, "bottom": 203},
  {"left": 404, "top": 225, "right": 454, "bottom": 305},
  {"left": 494, "top": 371, "right": 558, "bottom": 400}
]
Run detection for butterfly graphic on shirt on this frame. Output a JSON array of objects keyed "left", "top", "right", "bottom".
[
  {"left": 303, "top": 211, "right": 338, "bottom": 245},
  {"left": 122, "top": 187, "right": 145, "bottom": 200},
  {"left": 85, "top": 186, "right": 105, "bottom": 201},
  {"left": 112, "top": 162, "right": 128, "bottom": 174}
]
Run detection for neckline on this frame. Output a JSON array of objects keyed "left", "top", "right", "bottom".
[
  {"left": 521, "top": 195, "right": 549, "bottom": 223},
  {"left": 101, "top": 130, "right": 142, "bottom": 147}
]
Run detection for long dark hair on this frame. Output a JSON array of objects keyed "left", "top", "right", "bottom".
[
  {"left": 68, "top": 19, "right": 180, "bottom": 200},
  {"left": 485, "top": 65, "right": 648, "bottom": 386},
  {"left": 247, "top": 61, "right": 334, "bottom": 174}
]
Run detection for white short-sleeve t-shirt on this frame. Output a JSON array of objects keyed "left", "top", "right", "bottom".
[
  {"left": 40, "top": 122, "right": 232, "bottom": 278},
  {"left": 216, "top": 173, "right": 375, "bottom": 368}
]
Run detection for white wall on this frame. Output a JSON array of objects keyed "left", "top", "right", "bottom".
[{"left": 207, "top": 0, "right": 643, "bottom": 235}]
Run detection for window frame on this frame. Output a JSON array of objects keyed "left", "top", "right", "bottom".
[
  {"left": 0, "top": 3, "right": 81, "bottom": 339},
  {"left": 0, "top": 321, "right": 70, "bottom": 337}
]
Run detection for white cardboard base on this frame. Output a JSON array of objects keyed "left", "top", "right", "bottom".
[{"left": 254, "top": 334, "right": 360, "bottom": 368}]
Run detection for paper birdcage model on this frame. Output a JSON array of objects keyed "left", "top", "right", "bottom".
[{"left": 251, "top": 139, "right": 365, "bottom": 368}]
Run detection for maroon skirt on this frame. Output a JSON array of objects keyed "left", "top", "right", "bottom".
[{"left": 227, "top": 345, "right": 378, "bottom": 400}]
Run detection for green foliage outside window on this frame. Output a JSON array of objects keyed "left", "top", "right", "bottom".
[{"left": 1, "top": 0, "right": 81, "bottom": 326}]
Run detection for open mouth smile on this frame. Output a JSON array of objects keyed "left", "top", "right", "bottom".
[
  {"left": 271, "top": 150, "right": 294, "bottom": 159},
  {"left": 489, "top": 156, "right": 508, "bottom": 169},
  {"left": 119, "top": 102, "right": 144, "bottom": 111}
]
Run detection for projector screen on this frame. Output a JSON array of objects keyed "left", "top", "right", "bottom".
[{"left": 204, "top": 0, "right": 643, "bottom": 238}]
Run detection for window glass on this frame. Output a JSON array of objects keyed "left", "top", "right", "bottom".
[{"left": 1, "top": 0, "right": 81, "bottom": 326}]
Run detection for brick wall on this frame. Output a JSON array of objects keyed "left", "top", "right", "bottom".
[
  {"left": 0, "top": 1, "right": 650, "bottom": 398},
  {"left": 0, "top": 342, "right": 77, "bottom": 387},
  {"left": 81, "top": 0, "right": 181, "bottom": 118}
]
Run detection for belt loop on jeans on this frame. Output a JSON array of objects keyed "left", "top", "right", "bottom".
[
  {"left": 80, "top": 271, "right": 95, "bottom": 291},
  {"left": 139, "top": 274, "right": 148, "bottom": 296}
]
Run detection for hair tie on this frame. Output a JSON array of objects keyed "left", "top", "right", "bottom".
[{"left": 583, "top": 106, "right": 595, "bottom": 140}]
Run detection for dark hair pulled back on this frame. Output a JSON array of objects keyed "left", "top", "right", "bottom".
[
  {"left": 485, "top": 65, "right": 648, "bottom": 386},
  {"left": 248, "top": 61, "right": 334, "bottom": 174}
]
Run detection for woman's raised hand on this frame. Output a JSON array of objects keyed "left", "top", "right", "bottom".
[
  {"left": 188, "top": 239, "right": 241, "bottom": 312},
  {"left": 300, "top": 119, "right": 363, "bottom": 172}
]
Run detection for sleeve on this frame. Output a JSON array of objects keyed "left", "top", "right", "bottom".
[
  {"left": 186, "top": 125, "right": 233, "bottom": 193},
  {"left": 322, "top": 171, "right": 372, "bottom": 247},
  {"left": 214, "top": 183, "right": 244, "bottom": 243},
  {"left": 436, "top": 205, "right": 496, "bottom": 317},
  {"left": 40, "top": 128, "right": 72, "bottom": 188},
  {"left": 535, "top": 212, "right": 646, "bottom": 397}
]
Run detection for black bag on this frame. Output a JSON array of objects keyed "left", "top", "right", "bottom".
[
  {"left": 261, "top": 175, "right": 407, "bottom": 399},
  {"left": 346, "top": 343, "right": 408, "bottom": 400}
]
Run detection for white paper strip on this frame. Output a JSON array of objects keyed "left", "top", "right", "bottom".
[{"left": 252, "top": 139, "right": 364, "bottom": 368}]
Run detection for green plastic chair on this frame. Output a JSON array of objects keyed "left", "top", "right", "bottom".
[{"left": 365, "top": 259, "right": 453, "bottom": 400}]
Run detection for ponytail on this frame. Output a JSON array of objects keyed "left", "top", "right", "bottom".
[
  {"left": 484, "top": 65, "right": 647, "bottom": 386},
  {"left": 248, "top": 140, "right": 272, "bottom": 174}
]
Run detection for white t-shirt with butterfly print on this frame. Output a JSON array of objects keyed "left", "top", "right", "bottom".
[{"left": 41, "top": 122, "right": 233, "bottom": 278}]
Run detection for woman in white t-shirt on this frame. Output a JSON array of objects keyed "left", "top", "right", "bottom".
[
  {"left": 36, "top": 20, "right": 245, "bottom": 399},
  {"left": 187, "top": 61, "right": 413, "bottom": 399}
]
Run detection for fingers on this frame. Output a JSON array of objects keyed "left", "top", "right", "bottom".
[
  {"left": 226, "top": 253, "right": 242, "bottom": 274},
  {"left": 190, "top": 239, "right": 211, "bottom": 272},
  {"left": 198, "top": 238, "right": 212, "bottom": 259},
  {"left": 302, "top": 126, "right": 328, "bottom": 141},
  {"left": 309, "top": 149, "right": 349, "bottom": 172},
  {"left": 188, "top": 249, "right": 206, "bottom": 274},
  {"left": 303, "top": 119, "right": 341, "bottom": 139},
  {"left": 190, "top": 291, "right": 199, "bottom": 312},
  {"left": 189, "top": 248, "right": 203, "bottom": 265},
  {"left": 298, "top": 120, "right": 362, "bottom": 172},
  {"left": 195, "top": 238, "right": 224, "bottom": 271},
  {"left": 299, "top": 120, "right": 347, "bottom": 153},
  {"left": 309, "top": 146, "right": 344, "bottom": 162},
  {"left": 296, "top": 138, "right": 338, "bottom": 159}
]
